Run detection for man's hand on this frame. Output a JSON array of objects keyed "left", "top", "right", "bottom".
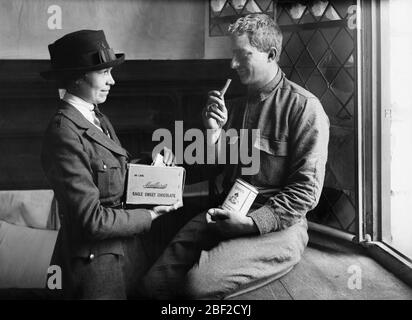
[
  {"left": 202, "top": 91, "right": 228, "bottom": 130},
  {"left": 206, "top": 208, "right": 258, "bottom": 238}
]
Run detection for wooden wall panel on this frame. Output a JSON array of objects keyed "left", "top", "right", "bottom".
[{"left": 0, "top": 59, "right": 243, "bottom": 189}]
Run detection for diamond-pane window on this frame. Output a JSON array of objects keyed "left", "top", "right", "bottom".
[
  {"left": 255, "top": 0, "right": 272, "bottom": 11},
  {"left": 279, "top": 50, "right": 293, "bottom": 67},
  {"left": 277, "top": 7, "right": 293, "bottom": 25},
  {"left": 209, "top": 0, "right": 275, "bottom": 37},
  {"left": 209, "top": 24, "right": 222, "bottom": 37},
  {"left": 321, "top": 90, "right": 343, "bottom": 122},
  {"left": 296, "top": 49, "right": 314, "bottom": 68},
  {"left": 275, "top": 0, "right": 357, "bottom": 233},
  {"left": 299, "top": 7, "right": 317, "bottom": 24},
  {"left": 298, "top": 29, "right": 316, "bottom": 45},
  {"left": 345, "top": 64, "right": 355, "bottom": 79},
  {"left": 296, "top": 51, "right": 315, "bottom": 82},
  {"left": 265, "top": 2, "right": 273, "bottom": 13},
  {"left": 321, "top": 3, "right": 341, "bottom": 21},
  {"left": 330, "top": 1, "right": 350, "bottom": 19},
  {"left": 319, "top": 50, "right": 341, "bottom": 84},
  {"left": 331, "top": 29, "right": 354, "bottom": 64},
  {"left": 320, "top": 27, "right": 341, "bottom": 43},
  {"left": 307, "top": 69, "right": 328, "bottom": 98},
  {"left": 307, "top": 31, "right": 328, "bottom": 63},
  {"left": 331, "top": 69, "right": 353, "bottom": 103},
  {"left": 284, "top": 33, "right": 304, "bottom": 63},
  {"left": 282, "top": 31, "right": 293, "bottom": 47},
  {"left": 290, "top": 69, "right": 304, "bottom": 86},
  {"left": 287, "top": 3, "right": 306, "bottom": 21},
  {"left": 282, "top": 67, "right": 293, "bottom": 79},
  {"left": 310, "top": 0, "right": 328, "bottom": 20},
  {"left": 244, "top": 0, "right": 263, "bottom": 13},
  {"left": 341, "top": 97, "right": 354, "bottom": 120},
  {"left": 221, "top": 2, "right": 237, "bottom": 16}
]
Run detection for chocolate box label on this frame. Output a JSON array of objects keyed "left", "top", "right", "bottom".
[{"left": 126, "top": 164, "right": 185, "bottom": 205}]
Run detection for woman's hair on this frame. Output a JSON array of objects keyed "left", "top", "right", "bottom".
[
  {"left": 55, "top": 71, "right": 85, "bottom": 89},
  {"left": 228, "top": 13, "right": 283, "bottom": 61}
]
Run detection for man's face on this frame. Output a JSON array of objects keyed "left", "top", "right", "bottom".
[
  {"left": 230, "top": 34, "right": 272, "bottom": 89},
  {"left": 78, "top": 68, "right": 114, "bottom": 104}
]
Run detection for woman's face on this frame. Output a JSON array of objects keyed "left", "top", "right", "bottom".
[{"left": 77, "top": 68, "right": 115, "bottom": 104}]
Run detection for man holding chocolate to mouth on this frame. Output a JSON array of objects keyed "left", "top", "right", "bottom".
[{"left": 143, "top": 13, "right": 329, "bottom": 299}]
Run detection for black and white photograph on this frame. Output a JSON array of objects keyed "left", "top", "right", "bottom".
[{"left": 0, "top": 0, "right": 411, "bottom": 308}]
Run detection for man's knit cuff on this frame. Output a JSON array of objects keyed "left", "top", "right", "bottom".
[{"left": 247, "top": 206, "right": 280, "bottom": 234}]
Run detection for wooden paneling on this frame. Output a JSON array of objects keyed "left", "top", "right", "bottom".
[{"left": 0, "top": 59, "right": 244, "bottom": 189}]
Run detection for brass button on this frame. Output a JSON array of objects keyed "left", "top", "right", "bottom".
[
  {"left": 103, "top": 164, "right": 107, "bottom": 170},
  {"left": 89, "top": 253, "right": 95, "bottom": 261}
]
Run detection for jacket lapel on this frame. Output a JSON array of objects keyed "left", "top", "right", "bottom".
[
  {"left": 84, "top": 128, "right": 128, "bottom": 157},
  {"left": 58, "top": 102, "right": 128, "bottom": 157}
]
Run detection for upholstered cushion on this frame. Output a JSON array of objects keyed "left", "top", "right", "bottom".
[
  {"left": 0, "top": 190, "right": 58, "bottom": 230},
  {"left": 0, "top": 221, "right": 58, "bottom": 288}
]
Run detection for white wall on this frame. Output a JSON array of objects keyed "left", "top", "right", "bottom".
[{"left": 0, "top": 0, "right": 205, "bottom": 59}]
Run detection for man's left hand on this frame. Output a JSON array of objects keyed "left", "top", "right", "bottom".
[{"left": 206, "top": 208, "right": 259, "bottom": 238}]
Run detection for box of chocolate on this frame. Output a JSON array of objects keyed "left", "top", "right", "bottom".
[{"left": 126, "top": 163, "right": 185, "bottom": 206}]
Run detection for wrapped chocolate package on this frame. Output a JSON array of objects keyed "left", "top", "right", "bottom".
[{"left": 126, "top": 164, "right": 185, "bottom": 206}]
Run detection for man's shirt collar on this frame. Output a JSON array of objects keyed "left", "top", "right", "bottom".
[{"left": 248, "top": 67, "right": 283, "bottom": 102}]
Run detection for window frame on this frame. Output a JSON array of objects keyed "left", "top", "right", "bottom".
[
  {"left": 361, "top": 0, "right": 412, "bottom": 286},
  {"left": 306, "top": 0, "right": 412, "bottom": 286}
]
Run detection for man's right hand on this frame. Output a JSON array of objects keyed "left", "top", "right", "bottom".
[{"left": 202, "top": 90, "right": 228, "bottom": 130}]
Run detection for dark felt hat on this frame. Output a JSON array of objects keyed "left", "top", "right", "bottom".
[{"left": 41, "top": 30, "right": 125, "bottom": 80}]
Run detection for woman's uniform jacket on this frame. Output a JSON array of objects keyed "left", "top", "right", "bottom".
[{"left": 41, "top": 101, "right": 152, "bottom": 297}]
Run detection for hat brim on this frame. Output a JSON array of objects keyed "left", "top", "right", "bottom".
[{"left": 40, "top": 53, "right": 125, "bottom": 80}]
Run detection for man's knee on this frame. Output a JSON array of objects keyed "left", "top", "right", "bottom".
[{"left": 183, "top": 265, "right": 228, "bottom": 299}]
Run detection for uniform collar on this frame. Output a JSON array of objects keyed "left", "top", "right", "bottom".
[
  {"left": 57, "top": 101, "right": 128, "bottom": 157},
  {"left": 62, "top": 92, "right": 95, "bottom": 112},
  {"left": 248, "top": 67, "right": 284, "bottom": 102}
]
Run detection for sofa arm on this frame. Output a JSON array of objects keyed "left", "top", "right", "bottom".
[
  {"left": 0, "top": 221, "right": 58, "bottom": 289},
  {"left": 0, "top": 190, "right": 59, "bottom": 230}
]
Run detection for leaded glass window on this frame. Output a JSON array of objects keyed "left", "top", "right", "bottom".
[
  {"left": 210, "top": 0, "right": 276, "bottom": 36},
  {"left": 276, "top": 1, "right": 357, "bottom": 234}
]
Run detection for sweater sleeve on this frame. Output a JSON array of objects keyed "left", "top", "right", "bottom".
[{"left": 248, "top": 97, "right": 329, "bottom": 234}]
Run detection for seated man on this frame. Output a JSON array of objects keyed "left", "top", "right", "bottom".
[{"left": 142, "top": 13, "right": 330, "bottom": 299}]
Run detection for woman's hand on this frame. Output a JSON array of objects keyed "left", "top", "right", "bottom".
[
  {"left": 161, "top": 146, "right": 175, "bottom": 166},
  {"left": 150, "top": 201, "right": 183, "bottom": 220},
  {"left": 152, "top": 146, "right": 175, "bottom": 166}
]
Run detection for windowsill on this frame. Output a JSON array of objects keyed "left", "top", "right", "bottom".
[
  {"left": 308, "top": 223, "right": 412, "bottom": 288},
  {"left": 363, "top": 241, "right": 412, "bottom": 287}
]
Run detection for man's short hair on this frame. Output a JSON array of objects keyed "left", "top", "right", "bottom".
[{"left": 228, "top": 13, "right": 283, "bottom": 61}]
